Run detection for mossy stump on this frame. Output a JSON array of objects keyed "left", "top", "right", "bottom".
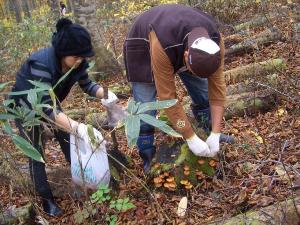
[{"left": 149, "top": 141, "right": 217, "bottom": 191}]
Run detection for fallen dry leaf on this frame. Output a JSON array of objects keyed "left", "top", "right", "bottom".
[{"left": 177, "top": 197, "right": 188, "bottom": 217}]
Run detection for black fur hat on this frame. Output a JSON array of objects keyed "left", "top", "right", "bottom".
[{"left": 51, "top": 18, "right": 94, "bottom": 57}]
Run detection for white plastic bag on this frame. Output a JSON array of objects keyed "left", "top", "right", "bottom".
[{"left": 70, "top": 123, "right": 110, "bottom": 190}]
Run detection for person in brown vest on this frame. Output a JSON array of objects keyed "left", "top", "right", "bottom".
[{"left": 124, "top": 4, "right": 229, "bottom": 172}]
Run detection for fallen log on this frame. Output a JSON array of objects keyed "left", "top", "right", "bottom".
[
  {"left": 182, "top": 89, "right": 278, "bottom": 120},
  {"left": 224, "top": 91, "right": 278, "bottom": 119},
  {"left": 226, "top": 74, "right": 278, "bottom": 96},
  {"left": 234, "top": 5, "right": 300, "bottom": 32},
  {"left": 224, "top": 33, "right": 245, "bottom": 47},
  {"left": 234, "top": 15, "right": 269, "bottom": 32},
  {"left": 225, "top": 28, "right": 282, "bottom": 56},
  {"left": 210, "top": 197, "right": 300, "bottom": 225},
  {"left": 224, "top": 58, "right": 286, "bottom": 85}
]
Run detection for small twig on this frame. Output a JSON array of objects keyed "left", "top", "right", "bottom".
[{"left": 268, "top": 140, "right": 289, "bottom": 191}]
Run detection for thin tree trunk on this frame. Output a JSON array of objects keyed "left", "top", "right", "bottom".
[
  {"left": 4, "top": 0, "right": 12, "bottom": 21},
  {"left": 0, "top": 2, "right": 6, "bottom": 19},
  {"left": 10, "top": 0, "right": 22, "bottom": 23},
  {"left": 30, "top": 0, "right": 36, "bottom": 9},
  {"left": 47, "top": 0, "right": 59, "bottom": 19},
  {"left": 23, "top": 0, "right": 31, "bottom": 18},
  {"left": 66, "top": 0, "right": 73, "bottom": 14},
  {"left": 72, "top": 0, "right": 123, "bottom": 79}
]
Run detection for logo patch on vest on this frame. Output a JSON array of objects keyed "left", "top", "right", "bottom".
[{"left": 176, "top": 120, "right": 185, "bottom": 129}]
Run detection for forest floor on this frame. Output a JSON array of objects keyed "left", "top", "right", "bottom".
[{"left": 0, "top": 2, "right": 299, "bottom": 225}]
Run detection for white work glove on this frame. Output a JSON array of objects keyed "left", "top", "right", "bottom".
[
  {"left": 101, "top": 90, "right": 118, "bottom": 106},
  {"left": 186, "top": 134, "right": 213, "bottom": 157},
  {"left": 206, "top": 132, "right": 221, "bottom": 157}
]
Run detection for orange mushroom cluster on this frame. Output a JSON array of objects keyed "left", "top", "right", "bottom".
[
  {"left": 153, "top": 172, "right": 177, "bottom": 191},
  {"left": 180, "top": 180, "right": 193, "bottom": 189}
]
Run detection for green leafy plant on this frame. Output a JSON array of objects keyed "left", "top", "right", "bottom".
[
  {"left": 123, "top": 99, "right": 182, "bottom": 147},
  {"left": 91, "top": 184, "right": 112, "bottom": 204},
  {"left": 0, "top": 82, "right": 47, "bottom": 162},
  {"left": 109, "top": 197, "right": 135, "bottom": 212},
  {"left": 73, "top": 184, "right": 135, "bottom": 224},
  {"left": 105, "top": 215, "right": 118, "bottom": 225}
]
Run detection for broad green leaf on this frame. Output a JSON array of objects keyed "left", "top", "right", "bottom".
[
  {"left": 127, "top": 99, "right": 140, "bottom": 114},
  {"left": 2, "top": 122, "right": 13, "bottom": 135},
  {"left": 6, "top": 88, "right": 45, "bottom": 96},
  {"left": 53, "top": 66, "right": 75, "bottom": 89},
  {"left": 124, "top": 197, "right": 129, "bottom": 203},
  {"left": 117, "top": 199, "right": 124, "bottom": 204},
  {"left": 2, "top": 99, "right": 15, "bottom": 107},
  {"left": 124, "top": 115, "right": 140, "bottom": 148},
  {"left": 27, "top": 89, "right": 37, "bottom": 106},
  {"left": 0, "top": 81, "right": 13, "bottom": 92},
  {"left": 2, "top": 106, "right": 18, "bottom": 116},
  {"left": 137, "top": 99, "right": 177, "bottom": 114},
  {"left": 12, "top": 134, "right": 44, "bottom": 163},
  {"left": 35, "top": 104, "right": 52, "bottom": 109},
  {"left": 124, "top": 202, "right": 135, "bottom": 210},
  {"left": 24, "top": 110, "right": 36, "bottom": 120},
  {"left": 22, "top": 118, "right": 41, "bottom": 128},
  {"left": 116, "top": 203, "right": 123, "bottom": 211},
  {"left": 27, "top": 80, "right": 51, "bottom": 90},
  {"left": 87, "top": 124, "right": 97, "bottom": 147},
  {"left": 0, "top": 113, "right": 17, "bottom": 120},
  {"left": 139, "top": 114, "right": 182, "bottom": 138}
]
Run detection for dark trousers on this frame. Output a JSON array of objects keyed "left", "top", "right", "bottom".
[{"left": 15, "top": 120, "right": 70, "bottom": 199}]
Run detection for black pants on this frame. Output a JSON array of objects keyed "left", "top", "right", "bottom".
[{"left": 15, "top": 120, "right": 70, "bottom": 200}]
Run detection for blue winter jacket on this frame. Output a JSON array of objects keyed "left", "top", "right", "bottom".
[{"left": 11, "top": 47, "right": 100, "bottom": 119}]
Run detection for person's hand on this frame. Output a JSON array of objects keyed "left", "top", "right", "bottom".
[
  {"left": 186, "top": 134, "right": 213, "bottom": 157},
  {"left": 70, "top": 120, "right": 79, "bottom": 132},
  {"left": 206, "top": 132, "right": 220, "bottom": 156},
  {"left": 101, "top": 90, "right": 118, "bottom": 106},
  {"left": 70, "top": 121, "right": 85, "bottom": 138}
]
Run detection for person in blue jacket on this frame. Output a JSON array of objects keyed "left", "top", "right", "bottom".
[{"left": 10, "top": 18, "right": 117, "bottom": 216}]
